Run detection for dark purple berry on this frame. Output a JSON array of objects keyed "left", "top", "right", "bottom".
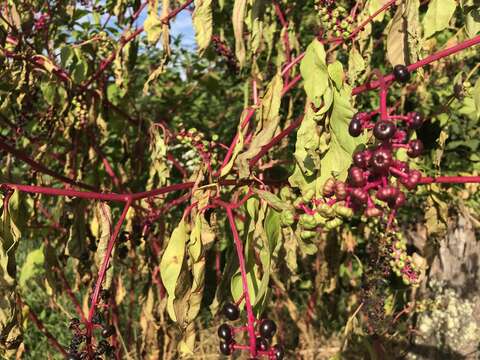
[
  {"left": 217, "top": 324, "right": 233, "bottom": 341},
  {"left": 393, "top": 64, "right": 410, "bottom": 83},
  {"left": 394, "top": 191, "right": 406, "bottom": 208},
  {"left": 348, "top": 118, "right": 363, "bottom": 137},
  {"left": 259, "top": 319, "right": 277, "bottom": 339},
  {"left": 272, "top": 344, "right": 285, "bottom": 360},
  {"left": 409, "top": 112, "right": 423, "bottom": 130},
  {"left": 352, "top": 151, "right": 367, "bottom": 169},
  {"left": 407, "top": 139, "right": 424, "bottom": 158},
  {"left": 370, "top": 148, "right": 392, "bottom": 173},
  {"left": 351, "top": 188, "right": 368, "bottom": 204},
  {"left": 223, "top": 302, "right": 240, "bottom": 321},
  {"left": 348, "top": 167, "right": 366, "bottom": 187},
  {"left": 376, "top": 186, "right": 398, "bottom": 202},
  {"left": 256, "top": 336, "right": 269, "bottom": 351},
  {"left": 101, "top": 325, "right": 115, "bottom": 338},
  {"left": 373, "top": 121, "right": 396, "bottom": 141},
  {"left": 219, "top": 341, "right": 233, "bottom": 355},
  {"left": 67, "top": 354, "right": 80, "bottom": 360}
]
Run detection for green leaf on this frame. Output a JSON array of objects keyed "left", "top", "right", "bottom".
[
  {"left": 160, "top": 219, "right": 188, "bottom": 321},
  {"left": 422, "top": 0, "right": 457, "bottom": 38},
  {"left": 300, "top": 39, "right": 329, "bottom": 107},
  {"left": 19, "top": 246, "right": 44, "bottom": 289},
  {"left": 465, "top": 7, "right": 480, "bottom": 38},
  {"left": 253, "top": 189, "right": 294, "bottom": 212},
  {"left": 328, "top": 61, "right": 344, "bottom": 89},
  {"left": 192, "top": 0, "right": 213, "bottom": 53},
  {"left": 233, "top": 0, "right": 247, "bottom": 67},
  {"left": 316, "top": 87, "right": 367, "bottom": 191}
]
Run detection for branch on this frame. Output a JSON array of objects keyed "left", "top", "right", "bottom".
[
  {"left": 18, "top": 297, "right": 67, "bottom": 356},
  {"left": 353, "top": 34, "right": 480, "bottom": 95},
  {"left": 0, "top": 139, "right": 98, "bottom": 191},
  {"left": 420, "top": 176, "right": 480, "bottom": 184}
]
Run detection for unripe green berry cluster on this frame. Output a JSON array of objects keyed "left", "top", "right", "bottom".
[{"left": 317, "top": 4, "right": 354, "bottom": 40}]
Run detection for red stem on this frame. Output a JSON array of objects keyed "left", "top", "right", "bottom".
[
  {"left": 0, "top": 139, "right": 97, "bottom": 191},
  {"left": 19, "top": 298, "right": 67, "bottom": 356},
  {"left": 353, "top": 34, "right": 480, "bottom": 95},
  {"left": 224, "top": 205, "right": 257, "bottom": 357},
  {"left": 86, "top": 200, "right": 132, "bottom": 340},
  {"left": 249, "top": 114, "right": 304, "bottom": 168},
  {"left": 419, "top": 176, "right": 480, "bottom": 184}
]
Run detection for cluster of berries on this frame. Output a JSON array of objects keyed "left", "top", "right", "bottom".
[
  {"left": 34, "top": 13, "right": 49, "bottom": 31},
  {"left": 67, "top": 288, "right": 115, "bottom": 359},
  {"left": 217, "top": 302, "right": 284, "bottom": 359},
  {"left": 386, "top": 234, "right": 422, "bottom": 286},
  {"left": 319, "top": 65, "right": 425, "bottom": 220},
  {"left": 212, "top": 35, "right": 238, "bottom": 74},
  {"left": 317, "top": 3, "right": 354, "bottom": 40},
  {"left": 173, "top": 127, "right": 220, "bottom": 173}
]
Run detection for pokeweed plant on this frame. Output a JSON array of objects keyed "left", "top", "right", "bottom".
[{"left": 0, "top": 0, "right": 479, "bottom": 359}]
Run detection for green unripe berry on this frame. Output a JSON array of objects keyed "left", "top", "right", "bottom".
[
  {"left": 302, "top": 189, "right": 315, "bottom": 202},
  {"left": 279, "top": 186, "right": 293, "bottom": 201},
  {"left": 340, "top": 20, "right": 349, "bottom": 29},
  {"left": 333, "top": 204, "right": 353, "bottom": 218},
  {"left": 280, "top": 210, "right": 295, "bottom": 227},
  {"left": 299, "top": 214, "right": 317, "bottom": 230},
  {"left": 313, "top": 212, "right": 327, "bottom": 226},
  {"left": 300, "top": 230, "right": 316, "bottom": 240},
  {"left": 325, "top": 218, "right": 343, "bottom": 230},
  {"left": 317, "top": 203, "right": 335, "bottom": 218}
]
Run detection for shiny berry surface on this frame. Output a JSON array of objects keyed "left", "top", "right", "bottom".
[
  {"left": 393, "top": 64, "right": 410, "bottom": 83},
  {"left": 272, "top": 344, "right": 285, "bottom": 360},
  {"left": 256, "top": 336, "right": 269, "bottom": 351},
  {"left": 348, "top": 167, "right": 366, "bottom": 187},
  {"left": 371, "top": 148, "right": 393, "bottom": 173},
  {"left": 222, "top": 302, "right": 240, "bottom": 321},
  {"left": 373, "top": 121, "right": 396, "bottom": 141},
  {"left": 348, "top": 118, "right": 363, "bottom": 137},
  {"left": 259, "top": 319, "right": 277, "bottom": 339},
  {"left": 409, "top": 112, "right": 423, "bottom": 129},
  {"left": 219, "top": 341, "right": 233, "bottom": 355},
  {"left": 407, "top": 139, "right": 424, "bottom": 158},
  {"left": 217, "top": 323, "right": 233, "bottom": 341}
]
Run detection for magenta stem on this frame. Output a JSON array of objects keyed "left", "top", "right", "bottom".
[
  {"left": 225, "top": 206, "right": 257, "bottom": 357},
  {"left": 353, "top": 35, "right": 480, "bottom": 95},
  {"left": 420, "top": 176, "right": 480, "bottom": 184},
  {"left": 86, "top": 200, "right": 132, "bottom": 340}
]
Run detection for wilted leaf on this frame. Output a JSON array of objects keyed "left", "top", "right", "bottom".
[
  {"left": 422, "top": 0, "right": 457, "bottom": 38},
  {"left": 192, "top": 0, "right": 213, "bottom": 53}
]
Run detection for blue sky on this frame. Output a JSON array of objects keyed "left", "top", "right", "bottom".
[{"left": 136, "top": 8, "right": 196, "bottom": 49}]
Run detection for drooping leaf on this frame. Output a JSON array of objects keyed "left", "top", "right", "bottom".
[
  {"left": 233, "top": 0, "right": 247, "bottom": 67},
  {"left": 144, "top": 0, "right": 162, "bottom": 44},
  {"left": 192, "top": 0, "right": 213, "bottom": 53},
  {"left": 300, "top": 39, "right": 329, "bottom": 108},
  {"left": 160, "top": 219, "right": 188, "bottom": 321},
  {"left": 92, "top": 202, "right": 113, "bottom": 289}
]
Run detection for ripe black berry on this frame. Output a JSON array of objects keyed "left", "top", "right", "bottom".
[
  {"left": 348, "top": 118, "right": 363, "bottom": 137},
  {"left": 373, "top": 121, "right": 396, "bottom": 141},
  {"left": 407, "top": 139, "right": 424, "bottom": 158},
  {"left": 219, "top": 341, "right": 233, "bottom": 355},
  {"left": 353, "top": 151, "right": 367, "bottom": 169},
  {"left": 222, "top": 302, "right": 240, "bottom": 321},
  {"left": 256, "top": 336, "right": 269, "bottom": 351},
  {"left": 259, "top": 319, "right": 277, "bottom": 339},
  {"left": 409, "top": 112, "right": 423, "bottom": 130},
  {"left": 393, "top": 64, "right": 410, "bottom": 83},
  {"left": 394, "top": 191, "right": 406, "bottom": 208},
  {"left": 217, "top": 324, "right": 233, "bottom": 341},
  {"left": 272, "top": 344, "right": 285, "bottom": 360},
  {"left": 101, "top": 325, "right": 115, "bottom": 338},
  {"left": 370, "top": 148, "right": 392, "bottom": 173}
]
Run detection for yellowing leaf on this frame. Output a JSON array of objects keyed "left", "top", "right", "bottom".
[
  {"left": 233, "top": 0, "right": 247, "bottom": 67},
  {"left": 144, "top": 0, "right": 162, "bottom": 44},
  {"left": 160, "top": 219, "right": 188, "bottom": 321},
  {"left": 192, "top": 0, "right": 213, "bottom": 53}
]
